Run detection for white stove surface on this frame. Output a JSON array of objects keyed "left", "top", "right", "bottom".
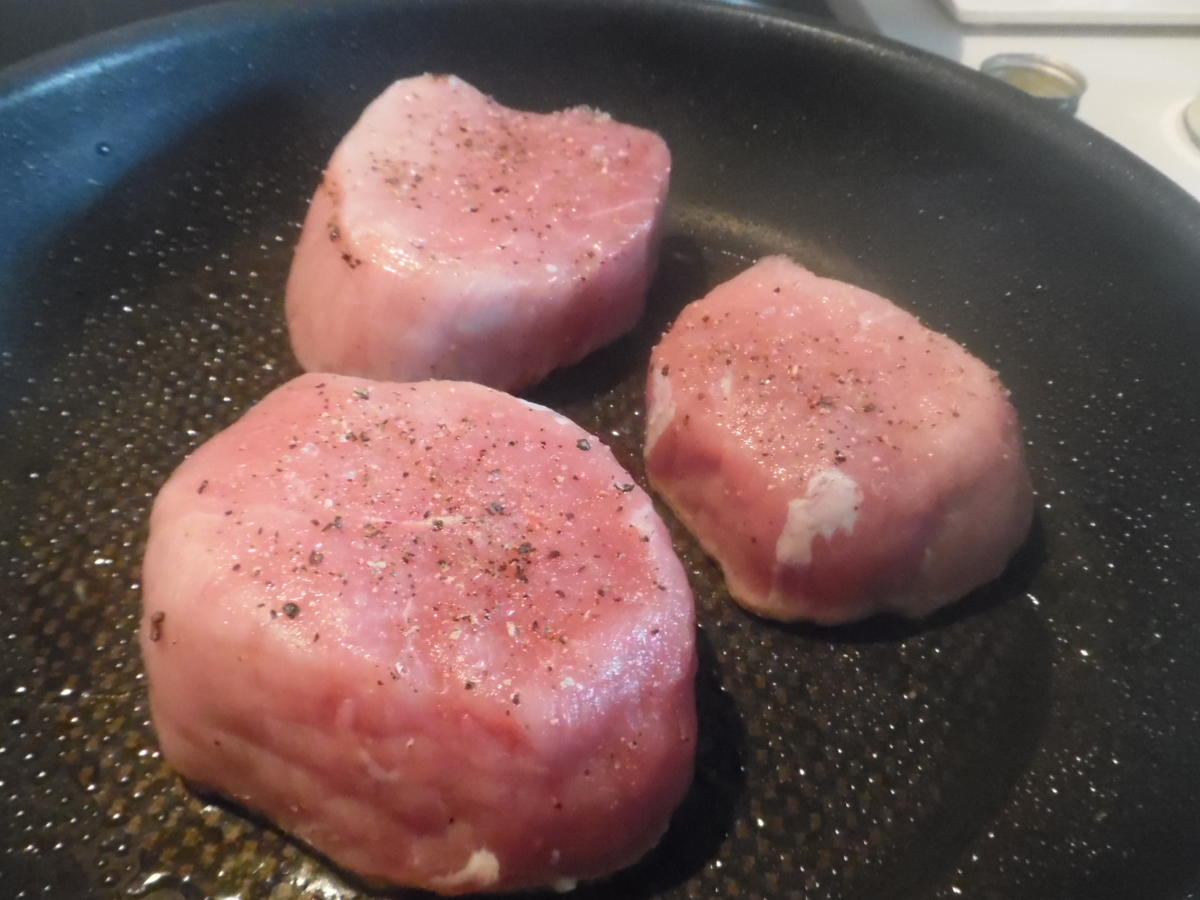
[
  {"left": 939, "top": 0, "right": 1200, "bottom": 27},
  {"left": 828, "top": 0, "right": 1200, "bottom": 200}
]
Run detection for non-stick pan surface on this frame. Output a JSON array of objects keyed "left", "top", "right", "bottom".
[{"left": 2, "top": 1, "right": 1199, "bottom": 897}]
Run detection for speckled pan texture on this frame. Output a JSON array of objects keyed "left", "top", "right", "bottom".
[{"left": 1, "top": 1, "right": 1198, "bottom": 899}]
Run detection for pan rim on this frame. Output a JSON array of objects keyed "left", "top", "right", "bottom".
[{"left": 0, "top": 1, "right": 1198, "bottom": 896}]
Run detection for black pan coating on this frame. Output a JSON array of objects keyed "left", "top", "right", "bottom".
[{"left": 1, "top": 1, "right": 1199, "bottom": 897}]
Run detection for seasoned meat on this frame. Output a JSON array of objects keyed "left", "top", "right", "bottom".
[
  {"left": 286, "top": 75, "right": 670, "bottom": 392},
  {"left": 141, "top": 374, "right": 696, "bottom": 894},
  {"left": 645, "top": 256, "right": 1033, "bottom": 624}
]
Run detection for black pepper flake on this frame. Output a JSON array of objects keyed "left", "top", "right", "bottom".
[
  {"left": 323, "top": 516, "right": 343, "bottom": 531},
  {"left": 283, "top": 602, "right": 301, "bottom": 619},
  {"left": 148, "top": 611, "right": 165, "bottom": 642},
  {"left": 518, "top": 542, "right": 534, "bottom": 555},
  {"left": 309, "top": 550, "right": 324, "bottom": 566},
  {"left": 660, "top": 364, "right": 670, "bottom": 376},
  {"left": 615, "top": 483, "right": 635, "bottom": 493},
  {"left": 353, "top": 387, "right": 370, "bottom": 400},
  {"left": 548, "top": 550, "right": 561, "bottom": 559},
  {"left": 432, "top": 519, "right": 444, "bottom": 531},
  {"left": 511, "top": 693, "right": 521, "bottom": 705},
  {"left": 576, "top": 438, "right": 591, "bottom": 451},
  {"left": 197, "top": 479, "right": 209, "bottom": 494},
  {"left": 464, "top": 681, "right": 475, "bottom": 690}
]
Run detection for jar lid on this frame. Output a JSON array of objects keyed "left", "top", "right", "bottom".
[{"left": 980, "top": 53, "right": 1088, "bottom": 115}]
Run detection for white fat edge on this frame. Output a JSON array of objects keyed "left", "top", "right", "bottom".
[
  {"left": 628, "top": 500, "right": 659, "bottom": 542},
  {"left": 518, "top": 398, "right": 577, "bottom": 429},
  {"left": 428, "top": 848, "right": 501, "bottom": 891},
  {"left": 553, "top": 877, "right": 579, "bottom": 892},
  {"left": 569, "top": 104, "right": 613, "bottom": 122},
  {"left": 644, "top": 367, "right": 675, "bottom": 455},
  {"left": 775, "top": 468, "right": 864, "bottom": 568},
  {"left": 357, "top": 747, "right": 403, "bottom": 783},
  {"left": 719, "top": 370, "right": 734, "bottom": 400}
]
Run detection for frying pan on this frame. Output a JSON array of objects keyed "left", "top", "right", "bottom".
[{"left": 2, "top": 0, "right": 1199, "bottom": 897}]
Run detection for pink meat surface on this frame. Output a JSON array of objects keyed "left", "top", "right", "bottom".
[
  {"left": 286, "top": 74, "right": 670, "bottom": 392},
  {"left": 644, "top": 256, "right": 1033, "bottom": 625},
  {"left": 140, "top": 374, "right": 696, "bottom": 894}
]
